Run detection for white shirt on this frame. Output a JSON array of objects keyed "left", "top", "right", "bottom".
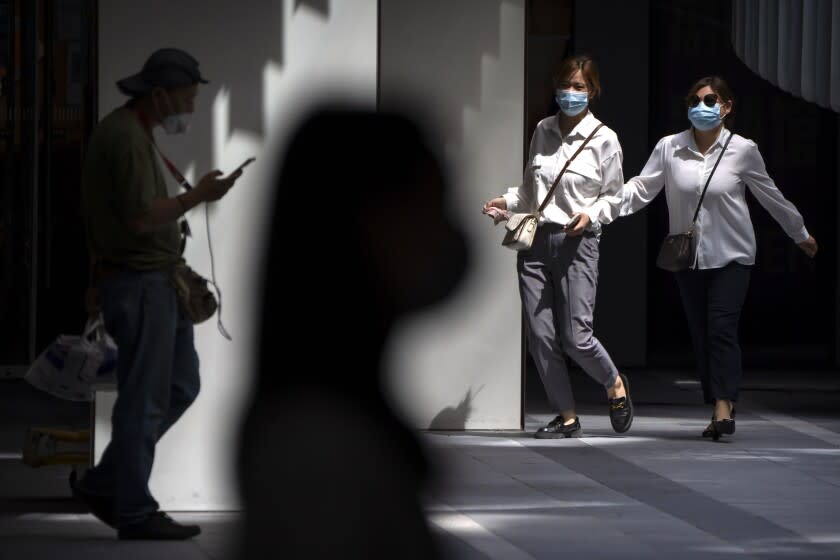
[
  {"left": 621, "top": 127, "right": 810, "bottom": 269},
  {"left": 503, "top": 111, "right": 624, "bottom": 234}
]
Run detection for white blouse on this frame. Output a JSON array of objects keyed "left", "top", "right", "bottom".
[
  {"left": 621, "top": 127, "right": 810, "bottom": 269},
  {"left": 502, "top": 111, "right": 624, "bottom": 234}
]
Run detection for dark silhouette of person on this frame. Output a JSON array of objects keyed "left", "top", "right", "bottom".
[
  {"left": 74, "top": 47, "right": 241, "bottom": 540},
  {"left": 235, "top": 108, "right": 468, "bottom": 559}
]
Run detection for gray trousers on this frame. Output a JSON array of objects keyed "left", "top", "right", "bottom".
[{"left": 517, "top": 224, "right": 619, "bottom": 412}]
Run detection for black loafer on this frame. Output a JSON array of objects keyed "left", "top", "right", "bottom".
[
  {"left": 69, "top": 470, "right": 116, "bottom": 528},
  {"left": 608, "top": 373, "right": 633, "bottom": 433},
  {"left": 118, "top": 512, "right": 201, "bottom": 540},
  {"left": 535, "top": 416, "right": 582, "bottom": 439}
]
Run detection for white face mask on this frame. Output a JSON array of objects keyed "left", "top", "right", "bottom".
[
  {"left": 161, "top": 113, "right": 192, "bottom": 135},
  {"left": 155, "top": 90, "right": 192, "bottom": 135}
]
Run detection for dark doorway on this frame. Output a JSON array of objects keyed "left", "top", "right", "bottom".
[
  {"left": 521, "top": 0, "right": 838, "bottom": 422},
  {"left": 645, "top": 0, "right": 837, "bottom": 368},
  {"left": 0, "top": 0, "right": 98, "bottom": 378},
  {"left": 522, "top": 0, "right": 575, "bottom": 417}
]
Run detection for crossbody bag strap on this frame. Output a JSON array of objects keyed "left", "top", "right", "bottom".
[
  {"left": 691, "top": 129, "right": 734, "bottom": 224},
  {"left": 536, "top": 122, "right": 605, "bottom": 214}
]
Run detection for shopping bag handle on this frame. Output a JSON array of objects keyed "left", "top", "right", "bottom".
[{"left": 83, "top": 314, "right": 105, "bottom": 340}]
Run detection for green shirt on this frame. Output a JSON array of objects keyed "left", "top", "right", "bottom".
[{"left": 81, "top": 106, "right": 181, "bottom": 271}]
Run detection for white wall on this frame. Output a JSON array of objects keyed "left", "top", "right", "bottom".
[
  {"left": 97, "top": 0, "right": 377, "bottom": 510},
  {"left": 96, "top": 1, "right": 528, "bottom": 513},
  {"left": 379, "top": 0, "right": 525, "bottom": 429}
]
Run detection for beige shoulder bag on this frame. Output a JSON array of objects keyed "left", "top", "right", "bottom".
[{"left": 502, "top": 123, "right": 605, "bottom": 250}]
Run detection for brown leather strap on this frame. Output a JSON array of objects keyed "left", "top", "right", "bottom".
[{"left": 537, "top": 122, "right": 605, "bottom": 214}]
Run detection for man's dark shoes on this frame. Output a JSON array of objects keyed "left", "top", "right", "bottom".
[
  {"left": 118, "top": 512, "right": 201, "bottom": 540},
  {"left": 535, "top": 416, "right": 582, "bottom": 439},
  {"left": 69, "top": 470, "right": 116, "bottom": 528},
  {"left": 609, "top": 373, "right": 633, "bottom": 433}
]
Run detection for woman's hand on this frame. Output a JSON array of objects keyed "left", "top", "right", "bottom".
[
  {"left": 483, "top": 197, "right": 507, "bottom": 213},
  {"left": 565, "top": 212, "right": 591, "bottom": 237},
  {"left": 798, "top": 235, "right": 818, "bottom": 258},
  {"left": 483, "top": 197, "right": 509, "bottom": 224}
]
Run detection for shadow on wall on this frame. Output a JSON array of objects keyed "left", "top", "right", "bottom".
[
  {"left": 99, "top": 0, "right": 289, "bottom": 173},
  {"left": 378, "top": 0, "right": 505, "bottom": 147},
  {"left": 428, "top": 386, "right": 485, "bottom": 430},
  {"left": 100, "top": 0, "right": 339, "bottom": 170},
  {"left": 294, "top": 0, "right": 329, "bottom": 16}
]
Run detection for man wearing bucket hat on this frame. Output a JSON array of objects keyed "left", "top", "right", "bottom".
[{"left": 74, "top": 48, "right": 242, "bottom": 540}]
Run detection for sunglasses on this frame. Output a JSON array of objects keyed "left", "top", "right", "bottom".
[{"left": 687, "top": 93, "right": 719, "bottom": 108}]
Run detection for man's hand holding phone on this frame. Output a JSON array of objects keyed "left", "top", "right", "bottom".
[
  {"left": 227, "top": 157, "right": 256, "bottom": 179},
  {"left": 195, "top": 157, "right": 255, "bottom": 203}
]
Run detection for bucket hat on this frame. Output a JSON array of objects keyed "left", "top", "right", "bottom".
[{"left": 116, "top": 47, "right": 208, "bottom": 96}]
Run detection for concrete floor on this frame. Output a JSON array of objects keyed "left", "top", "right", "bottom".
[{"left": 1, "top": 368, "right": 838, "bottom": 559}]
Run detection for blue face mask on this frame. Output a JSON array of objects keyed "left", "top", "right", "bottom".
[
  {"left": 555, "top": 90, "right": 589, "bottom": 117},
  {"left": 687, "top": 103, "right": 722, "bottom": 131}
]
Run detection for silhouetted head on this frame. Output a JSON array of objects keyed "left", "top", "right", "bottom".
[
  {"left": 259, "top": 108, "right": 468, "bottom": 388},
  {"left": 117, "top": 48, "right": 207, "bottom": 134}
]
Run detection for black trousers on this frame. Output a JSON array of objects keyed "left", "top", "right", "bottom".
[{"left": 675, "top": 262, "right": 752, "bottom": 404}]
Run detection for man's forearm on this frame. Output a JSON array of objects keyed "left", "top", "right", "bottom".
[
  {"left": 128, "top": 190, "right": 203, "bottom": 234},
  {"left": 178, "top": 189, "right": 203, "bottom": 213}
]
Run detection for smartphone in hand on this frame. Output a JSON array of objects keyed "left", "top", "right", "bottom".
[
  {"left": 230, "top": 157, "right": 256, "bottom": 177},
  {"left": 563, "top": 214, "right": 581, "bottom": 230}
]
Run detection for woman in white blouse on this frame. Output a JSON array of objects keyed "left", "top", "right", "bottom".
[
  {"left": 621, "top": 76, "right": 818, "bottom": 440},
  {"left": 483, "top": 55, "right": 632, "bottom": 438}
]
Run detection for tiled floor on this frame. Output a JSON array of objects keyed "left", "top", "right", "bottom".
[
  {"left": 426, "top": 369, "right": 840, "bottom": 559},
  {"left": 0, "top": 512, "right": 241, "bottom": 560},
  {"left": 1, "top": 369, "right": 839, "bottom": 559}
]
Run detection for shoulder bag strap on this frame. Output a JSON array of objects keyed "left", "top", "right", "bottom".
[
  {"left": 691, "top": 129, "right": 734, "bottom": 225},
  {"left": 535, "top": 123, "right": 604, "bottom": 214}
]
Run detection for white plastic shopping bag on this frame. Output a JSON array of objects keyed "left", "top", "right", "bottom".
[{"left": 24, "top": 315, "right": 118, "bottom": 401}]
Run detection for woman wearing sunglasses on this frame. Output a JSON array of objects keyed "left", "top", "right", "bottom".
[
  {"left": 620, "top": 76, "right": 818, "bottom": 440},
  {"left": 483, "top": 55, "right": 632, "bottom": 438}
]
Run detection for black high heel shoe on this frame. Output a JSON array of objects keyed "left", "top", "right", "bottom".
[
  {"left": 702, "top": 407, "right": 736, "bottom": 438},
  {"left": 710, "top": 417, "right": 735, "bottom": 441}
]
